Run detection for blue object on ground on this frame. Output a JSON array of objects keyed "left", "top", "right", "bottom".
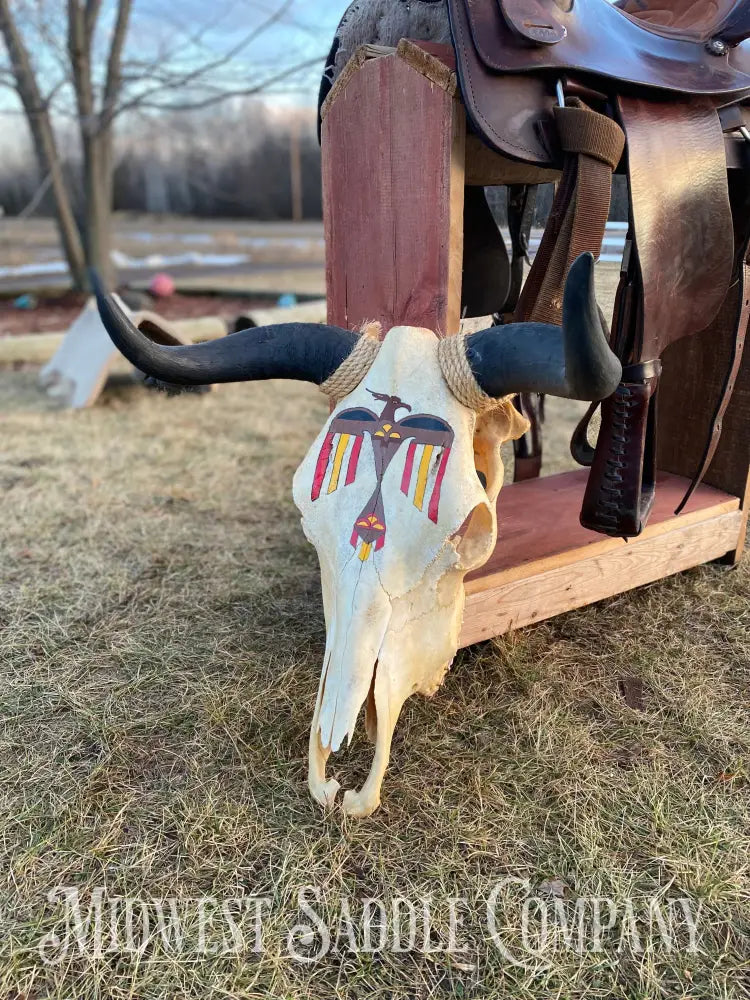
[
  {"left": 13, "top": 293, "right": 38, "bottom": 310},
  {"left": 277, "top": 293, "right": 298, "bottom": 308}
]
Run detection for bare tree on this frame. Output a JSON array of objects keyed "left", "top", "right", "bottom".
[{"left": 0, "top": 0, "right": 321, "bottom": 288}]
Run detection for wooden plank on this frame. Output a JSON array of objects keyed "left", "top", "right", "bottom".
[
  {"left": 460, "top": 508, "right": 743, "bottom": 645},
  {"left": 459, "top": 468, "right": 742, "bottom": 646},
  {"left": 322, "top": 48, "right": 465, "bottom": 336},
  {"left": 467, "top": 469, "right": 739, "bottom": 592},
  {"left": 727, "top": 467, "right": 750, "bottom": 565}
]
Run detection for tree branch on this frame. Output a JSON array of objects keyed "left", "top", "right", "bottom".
[
  {"left": 128, "top": 56, "right": 323, "bottom": 113},
  {"left": 101, "top": 0, "right": 131, "bottom": 123},
  {"left": 112, "top": 0, "right": 295, "bottom": 118}
]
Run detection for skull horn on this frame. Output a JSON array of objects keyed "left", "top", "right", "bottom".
[
  {"left": 462, "top": 253, "right": 622, "bottom": 401},
  {"left": 91, "top": 271, "right": 367, "bottom": 388}
]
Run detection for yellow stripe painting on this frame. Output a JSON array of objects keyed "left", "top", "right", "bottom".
[
  {"left": 327, "top": 433, "right": 350, "bottom": 493},
  {"left": 414, "top": 444, "right": 434, "bottom": 510}
]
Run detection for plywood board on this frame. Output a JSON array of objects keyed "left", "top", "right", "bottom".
[
  {"left": 459, "top": 469, "right": 742, "bottom": 646},
  {"left": 38, "top": 294, "right": 135, "bottom": 408}
]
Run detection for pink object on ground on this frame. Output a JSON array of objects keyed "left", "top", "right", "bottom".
[{"left": 149, "top": 273, "right": 175, "bottom": 298}]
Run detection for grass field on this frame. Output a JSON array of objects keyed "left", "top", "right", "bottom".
[{"left": 0, "top": 270, "right": 748, "bottom": 997}]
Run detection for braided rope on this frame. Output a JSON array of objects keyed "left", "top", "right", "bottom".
[
  {"left": 437, "top": 333, "right": 511, "bottom": 412},
  {"left": 319, "top": 322, "right": 381, "bottom": 401}
]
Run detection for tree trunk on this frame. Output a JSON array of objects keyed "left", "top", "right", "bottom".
[
  {"left": 0, "top": 0, "right": 87, "bottom": 289},
  {"left": 82, "top": 132, "right": 114, "bottom": 285},
  {"left": 68, "top": 0, "right": 132, "bottom": 287}
]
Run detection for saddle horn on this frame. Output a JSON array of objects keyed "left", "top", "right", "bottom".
[
  {"left": 461, "top": 253, "right": 622, "bottom": 401},
  {"left": 91, "top": 271, "right": 366, "bottom": 388}
]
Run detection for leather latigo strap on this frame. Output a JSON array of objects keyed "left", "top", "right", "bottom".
[
  {"left": 509, "top": 99, "right": 622, "bottom": 483},
  {"left": 619, "top": 95, "right": 733, "bottom": 355},
  {"left": 515, "top": 99, "right": 624, "bottom": 326},
  {"left": 676, "top": 244, "right": 750, "bottom": 513},
  {"left": 580, "top": 94, "right": 735, "bottom": 536}
]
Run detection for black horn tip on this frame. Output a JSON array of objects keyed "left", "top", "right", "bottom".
[
  {"left": 563, "top": 252, "right": 622, "bottom": 401},
  {"left": 88, "top": 267, "right": 108, "bottom": 304},
  {"left": 562, "top": 252, "right": 597, "bottom": 331}
]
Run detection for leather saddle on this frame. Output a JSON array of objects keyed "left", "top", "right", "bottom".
[
  {"left": 450, "top": 0, "right": 750, "bottom": 166},
  {"left": 447, "top": 0, "right": 750, "bottom": 536}
]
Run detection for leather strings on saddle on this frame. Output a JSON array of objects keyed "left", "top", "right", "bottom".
[{"left": 447, "top": 0, "right": 750, "bottom": 536}]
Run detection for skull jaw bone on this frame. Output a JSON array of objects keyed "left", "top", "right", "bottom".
[{"left": 308, "top": 539, "right": 468, "bottom": 818}]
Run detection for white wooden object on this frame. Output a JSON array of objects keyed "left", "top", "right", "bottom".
[{"left": 38, "top": 297, "right": 200, "bottom": 408}]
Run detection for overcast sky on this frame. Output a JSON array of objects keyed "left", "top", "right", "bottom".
[
  {"left": 0, "top": 0, "right": 348, "bottom": 129},
  {"left": 128, "top": 0, "right": 348, "bottom": 106}
]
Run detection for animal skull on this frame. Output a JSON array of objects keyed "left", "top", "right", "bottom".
[
  {"left": 93, "top": 252, "right": 621, "bottom": 817},
  {"left": 295, "top": 326, "right": 528, "bottom": 815}
]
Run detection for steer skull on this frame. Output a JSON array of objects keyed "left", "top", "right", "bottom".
[
  {"left": 94, "top": 252, "right": 621, "bottom": 817},
  {"left": 296, "top": 326, "right": 529, "bottom": 815}
]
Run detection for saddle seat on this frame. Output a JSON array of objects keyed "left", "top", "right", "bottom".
[
  {"left": 452, "top": 0, "right": 750, "bottom": 101},
  {"left": 615, "top": 0, "right": 749, "bottom": 45}
]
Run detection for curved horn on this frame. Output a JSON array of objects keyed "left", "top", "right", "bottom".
[
  {"left": 92, "top": 272, "right": 366, "bottom": 388},
  {"left": 459, "top": 253, "right": 622, "bottom": 401}
]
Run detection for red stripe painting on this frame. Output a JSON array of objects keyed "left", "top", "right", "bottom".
[
  {"left": 427, "top": 446, "right": 451, "bottom": 523},
  {"left": 345, "top": 435, "right": 363, "bottom": 485},
  {"left": 401, "top": 441, "right": 417, "bottom": 495},
  {"left": 311, "top": 432, "right": 335, "bottom": 501}
]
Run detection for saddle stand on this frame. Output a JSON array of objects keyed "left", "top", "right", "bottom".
[
  {"left": 320, "top": 34, "right": 749, "bottom": 643},
  {"left": 447, "top": 0, "right": 750, "bottom": 537}
]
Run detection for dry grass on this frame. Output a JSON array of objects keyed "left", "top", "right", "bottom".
[{"left": 0, "top": 366, "right": 748, "bottom": 999}]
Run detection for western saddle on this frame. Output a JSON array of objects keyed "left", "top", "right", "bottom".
[{"left": 448, "top": 0, "right": 750, "bottom": 535}]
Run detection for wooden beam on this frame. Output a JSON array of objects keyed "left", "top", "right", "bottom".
[
  {"left": 459, "top": 469, "right": 742, "bottom": 646},
  {"left": 322, "top": 45, "right": 465, "bottom": 336}
]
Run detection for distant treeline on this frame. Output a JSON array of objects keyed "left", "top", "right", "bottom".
[
  {"left": 0, "top": 99, "right": 628, "bottom": 222},
  {"left": 0, "top": 102, "right": 324, "bottom": 221}
]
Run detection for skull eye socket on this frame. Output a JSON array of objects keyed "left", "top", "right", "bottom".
[{"left": 455, "top": 500, "right": 494, "bottom": 571}]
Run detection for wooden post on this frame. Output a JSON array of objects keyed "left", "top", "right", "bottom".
[{"left": 321, "top": 43, "right": 465, "bottom": 336}]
